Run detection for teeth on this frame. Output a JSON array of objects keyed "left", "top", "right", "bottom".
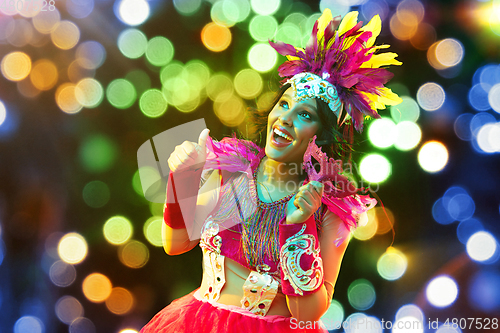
[{"left": 273, "top": 128, "right": 292, "bottom": 141}]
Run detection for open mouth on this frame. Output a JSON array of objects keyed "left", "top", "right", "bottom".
[{"left": 272, "top": 127, "right": 293, "bottom": 145}]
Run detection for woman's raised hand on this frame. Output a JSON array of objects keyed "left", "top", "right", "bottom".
[
  {"left": 168, "top": 128, "right": 210, "bottom": 173},
  {"left": 285, "top": 181, "right": 324, "bottom": 224}
]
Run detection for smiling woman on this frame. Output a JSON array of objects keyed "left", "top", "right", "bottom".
[{"left": 141, "top": 8, "right": 401, "bottom": 333}]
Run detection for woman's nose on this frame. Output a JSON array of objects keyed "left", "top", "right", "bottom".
[{"left": 279, "top": 108, "right": 294, "bottom": 127}]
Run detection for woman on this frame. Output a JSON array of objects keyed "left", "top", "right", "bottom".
[{"left": 141, "top": 9, "right": 401, "bottom": 333}]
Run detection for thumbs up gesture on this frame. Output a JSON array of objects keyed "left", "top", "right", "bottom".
[{"left": 168, "top": 128, "right": 210, "bottom": 173}]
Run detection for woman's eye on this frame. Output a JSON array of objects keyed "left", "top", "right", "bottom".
[
  {"left": 299, "top": 111, "right": 311, "bottom": 120},
  {"left": 279, "top": 100, "right": 289, "bottom": 109}
]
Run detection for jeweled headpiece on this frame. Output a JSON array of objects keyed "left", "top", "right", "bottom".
[{"left": 270, "top": 10, "right": 403, "bottom": 132}]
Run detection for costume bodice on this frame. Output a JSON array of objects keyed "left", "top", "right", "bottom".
[{"left": 197, "top": 170, "right": 311, "bottom": 316}]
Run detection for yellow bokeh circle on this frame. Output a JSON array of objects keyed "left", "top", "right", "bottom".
[
  {"left": 58, "top": 232, "right": 88, "bottom": 264},
  {"left": 1, "top": 51, "right": 32, "bottom": 82},
  {"left": 82, "top": 273, "right": 112, "bottom": 303}
]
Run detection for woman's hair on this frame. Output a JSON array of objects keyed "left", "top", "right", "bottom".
[{"left": 247, "top": 83, "right": 354, "bottom": 164}]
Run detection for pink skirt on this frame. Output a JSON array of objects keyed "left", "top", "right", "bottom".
[{"left": 140, "top": 289, "right": 328, "bottom": 333}]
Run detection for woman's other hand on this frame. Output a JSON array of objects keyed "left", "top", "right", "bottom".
[
  {"left": 285, "top": 181, "right": 323, "bottom": 224},
  {"left": 168, "top": 128, "right": 210, "bottom": 173}
]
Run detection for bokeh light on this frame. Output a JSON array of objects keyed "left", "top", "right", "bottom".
[
  {"left": 140, "top": 89, "right": 168, "bottom": 118},
  {"left": 30, "top": 59, "right": 58, "bottom": 91},
  {"left": 275, "top": 22, "right": 302, "bottom": 47},
  {"left": 234, "top": 69, "right": 263, "bottom": 99},
  {"left": 390, "top": 96, "right": 420, "bottom": 123},
  {"left": 470, "top": 113, "right": 495, "bottom": 138},
  {"left": 105, "top": 287, "right": 135, "bottom": 315},
  {"left": 468, "top": 83, "right": 491, "bottom": 111},
  {"left": 432, "top": 198, "right": 454, "bottom": 225},
  {"left": 466, "top": 231, "right": 498, "bottom": 262},
  {"left": 347, "top": 279, "right": 376, "bottom": 311},
  {"left": 174, "top": 0, "right": 202, "bottom": 16},
  {"left": 320, "top": 0, "right": 350, "bottom": 17},
  {"left": 119, "top": 240, "right": 149, "bottom": 268},
  {"left": 418, "top": 141, "right": 448, "bottom": 173},
  {"left": 143, "top": 216, "right": 163, "bottom": 247},
  {"left": 377, "top": 247, "right": 407, "bottom": 280},
  {"left": 51, "top": 20, "right": 80, "bottom": 50},
  {"left": 32, "top": 8, "right": 61, "bottom": 34},
  {"left": 67, "top": 0, "right": 95, "bottom": 19},
  {"left": 211, "top": 0, "right": 238, "bottom": 27},
  {"left": 447, "top": 192, "right": 475, "bottom": 221},
  {"left": 118, "top": 29, "right": 148, "bottom": 59},
  {"left": 206, "top": 73, "right": 234, "bottom": 101},
  {"left": 75, "top": 78, "right": 104, "bottom": 108},
  {"left": 76, "top": 41, "right": 106, "bottom": 70},
  {"left": 410, "top": 22, "right": 437, "bottom": 50},
  {"left": 83, "top": 180, "right": 110, "bottom": 208},
  {"left": 201, "top": 22, "right": 232, "bottom": 52},
  {"left": 49, "top": 260, "right": 77, "bottom": 287},
  {"left": 368, "top": 118, "right": 397, "bottom": 149},
  {"left": 69, "top": 317, "right": 96, "bottom": 333},
  {"left": 489, "top": 83, "right": 500, "bottom": 113},
  {"left": 0, "top": 101, "right": 6, "bottom": 127},
  {"left": 56, "top": 83, "right": 83, "bottom": 114},
  {"left": 149, "top": 202, "right": 163, "bottom": 216},
  {"left": 426, "top": 275, "right": 458, "bottom": 308},
  {"left": 454, "top": 113, "right": 474, "bottom": 141},
  {"left": 106, "top": 79, "right": 137, "bottom": 109},
  {"left": 468, "top": 270, "right": 500, "bottom": 313},
  {"left": 476, "top": 122, "right": 500, "bottom": 153},
  {"left": 79, "top": 134, "right": 118, "bottom": 173},
  {"left": 249, "top": 15, "right": 278, "bottom": 42},
  {"left": 394, "top": 121, "right": 422, "bottom": 151},
  {"left": 6, "top": 18, "right": 34, "bottom": 47},
  {"left": 251, "top": 0, "right": 280, "bottom": 16},
  {"left": 367, "top": 206, "right": 394, "bottom": 235},
  {"left": 457, "top": 218, "right": 484, "bottom": 244},
  {"left": 417, "top": 82, "right": 445, "bottom": 111},
  {"left": 247, "top": 43, "right": 277, "bottom": 72},
  {"left": 428, "top": 38, "right": 464, "bottom": 71},
  {"left": 1, "top": 51, "right": 31, "bottom": 81},
  {"left": 117, "top": 0, "right": 150, "bottom": 26},
  {"left": 55, "top": 296, "right": 84, "bottom": 324},
  {"left": 395, "top": 304, "right": 424, "bottom": 323},
  {"left": 435, "top": 38, "right": 464, "bottom": 68},
  {"left": 58, "top": 232, "right": 88, "bottom": 265},
  {"left": 82, "top": 273, "right": 112, "bottom": 303},
  {"left": 103, "top": 216, "right": 133, "bottom": 245},
  {"left": 14, "top": 316, "right": 44, "bottom": 333},
  {"left": 390, "top": 11, "right": 418, "bottom": 41},
  {"left": 214, "top": 93, "right": 246, "bottom": 127},
  {"left": 352, "top": 213, "right": 377, "bottom": 241},
  {"left": 146, "top": 36, "right": 174, "bottom": 67},
  {"left": 320, "top": 299, "right": 344, "bottom": 330},
  {"left": 359, "top": 154, "right": 391, "bottom": 183}
]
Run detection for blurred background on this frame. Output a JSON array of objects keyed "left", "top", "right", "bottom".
[{"left": 1, "top": 0, "right": 500, "bottom": 332}]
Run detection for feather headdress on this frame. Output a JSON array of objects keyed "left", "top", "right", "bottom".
[{"left": 269, "top": 10, "right": 403, "bottom": 132}]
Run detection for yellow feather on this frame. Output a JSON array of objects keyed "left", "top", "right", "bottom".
[
  {"left": 337, "top": 11, "right": 359, "bottom": 37},
  {"left": 362, "top": 88, "right": 403, "bottom": 110},
  {"left": 361, "top": 52, "right": 403, "bottom": 68},
  {"left": 316, "top": 9, "right": 333, "bottom": 42},
  {"left": 361, "top": 15, "right": 381, "bottom": 47}
]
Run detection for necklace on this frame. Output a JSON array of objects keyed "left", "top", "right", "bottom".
[{"left": 241, "top": 161, "right": 298, "bottom": 269}]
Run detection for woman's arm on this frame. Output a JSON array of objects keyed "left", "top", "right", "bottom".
[
  {"left": 162, "top": 168, "right": 221, "bottom": 255},
  {"left": 285, "top": 210, "right": 350, "bottom": 322}
]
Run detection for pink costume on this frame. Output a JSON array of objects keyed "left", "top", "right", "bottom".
[{"left": 140, "top": 137, "right": 376, "bottom": 333}]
